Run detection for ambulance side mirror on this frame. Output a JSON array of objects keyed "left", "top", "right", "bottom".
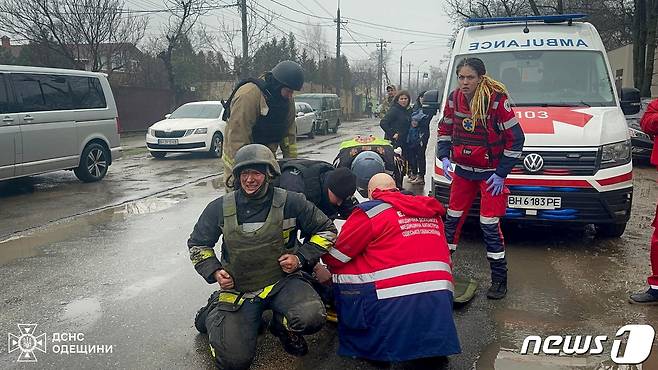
[{"left": 620, "top": 87, "right": 641, "bottom": 115}]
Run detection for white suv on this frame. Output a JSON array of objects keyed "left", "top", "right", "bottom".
[{"left": 146, "top": 101, "right": 226, "bottom": 159}]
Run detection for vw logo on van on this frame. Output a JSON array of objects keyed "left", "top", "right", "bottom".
[{"left": 523, "top": 153, "right": 544, "bottom": 173}]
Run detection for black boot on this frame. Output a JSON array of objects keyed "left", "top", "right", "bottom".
[
  {"left": 270, "top": 323, "right": 309, "bottom": 356},
  {"left": 487, "top": 280, "right": 507, "bottom": 300},
  {"left": 629, "top": 288, "right": 658, "bottom": 305},
  {"left": 194, "top": 291, "right": 220, "bottom": 334}
]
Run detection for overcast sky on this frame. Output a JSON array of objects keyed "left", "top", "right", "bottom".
[{"left": 134, "top": 0, "right": 457, "bottom": 78}]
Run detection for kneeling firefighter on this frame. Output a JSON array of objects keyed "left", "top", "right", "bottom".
[
  {"left": 273, "top": 159, "right": 358, "bottom": 322},
  {"left": 188, "top": 144, "right": 337, "bottom": 370},
  {"left": 274, "top": 159, "right": 358, "bottom": 220}
]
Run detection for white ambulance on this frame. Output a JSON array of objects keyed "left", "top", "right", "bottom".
[{"left": 433, "top": 14, "right": 640, "bottom": 237}]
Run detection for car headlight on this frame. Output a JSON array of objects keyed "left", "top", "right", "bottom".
[
  {"left": 600, "top": 140, "right": 631, "bottom": 169},
  {"left": 148, "top": 128, "right": 154, "bottom": 137},
  {"left": 194, "top": 128, "right": 208, "bottom": 134}
]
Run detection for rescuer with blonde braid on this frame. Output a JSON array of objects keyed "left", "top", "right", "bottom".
[
  {"left": 437, "top": 57, "right": 525, "bottom": 300},
  {"left": 470, "top": 75, "right": 509, "bottom": 125}
]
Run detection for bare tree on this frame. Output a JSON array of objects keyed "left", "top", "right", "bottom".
[
  {"left": 303, "top": 22, "right": 329, "bottom": 63},
  {"left": 444, "top": 0, "right": 527, "bottom": 19},
  {"left": 0, "top": 0, "right": 147, "bottom": 72},
  {"left": 351, "top": 59, "right": 378, "bottom": 100},
  {"left": 158, "top": 0, "right": 210, "bottom": 105},
  {"left": 217, "top": 0, "right": 274, "bottom": 77},
  {"left": 444, "top": 0, "right": 633, "bottom": 50},
  {"left": 639, "top": 0, "right": 658, "bottom": 96}
]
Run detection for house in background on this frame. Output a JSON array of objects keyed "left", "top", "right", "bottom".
[
  {"left": 0, "top": 35, "right": 142, "bottom": 83},
  {"left": 608, "top": 44, "right": 658, "bottom": 97}
]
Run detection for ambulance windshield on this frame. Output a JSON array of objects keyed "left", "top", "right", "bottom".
[{"left": 449, "top": 50, "right": 615, "bottom": 107}]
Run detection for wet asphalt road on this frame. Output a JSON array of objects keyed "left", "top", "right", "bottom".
[{"left": 1, "top": 118, "right": 658, "bottom": 369}]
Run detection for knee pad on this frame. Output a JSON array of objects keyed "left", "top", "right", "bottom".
[{"left": 283, "top": 300, "right": 326, "bottom": 334}]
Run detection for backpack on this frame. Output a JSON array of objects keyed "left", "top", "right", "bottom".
[
  {"left": 221, "top": 78, "right": 268, "bottom": 121},
  {"left": 276, "top": 159, "right": 335, "bottom": 205}
]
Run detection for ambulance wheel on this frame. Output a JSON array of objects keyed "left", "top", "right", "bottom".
[{"left": 597, "top": 223, "right": 627, "bottom": 238}]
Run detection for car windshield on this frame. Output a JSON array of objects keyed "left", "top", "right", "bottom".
[
  {"left": 169, "top": 104, "right": 222, "bottom": 119},
  {"left": 296, "top": 97, "right": 322, "bottom": 110},
  {"left": 448, "top": 50, "right": 615, "bottom": 107}
]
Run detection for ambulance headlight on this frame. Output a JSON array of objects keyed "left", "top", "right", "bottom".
[{"left": 600, "top": 140, "right": 631, "bottom": 169}]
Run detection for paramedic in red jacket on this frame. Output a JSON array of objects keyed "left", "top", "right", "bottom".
[
  {"left": 437, "top": 57, "right": 525, "bottom": 299},
  {"left": 324, "top": 173, "right": 461, "bottom": 362},
  {"left": 630, "top": 98, "right": 658, "bottom": 305}
]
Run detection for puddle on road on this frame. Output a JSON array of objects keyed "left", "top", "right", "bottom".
[
  {"left": 488, "top": 349, "right": 640, "bottom": 369},
  {"left": 194, "top": 177, "right": 224, "bottom": 190},
  {"left": 118, "top": 275, "right": 171, "bottom": 300},
  {"left": 0, "top": 218, "right": 107, "bottom": 265},
  {"left": 113, "top": 191, "right": 187, "bottom": 215},
  {"left": 479, "top": 343, "right": 657, "bottom": 369},
  {"left": 0, "top": 191, "right": 189, "bottom": 265},
  {"left": 61, "top": 297, "right": 102, "bottom": 330}
]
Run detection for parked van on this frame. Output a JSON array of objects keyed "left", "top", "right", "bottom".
[
  {"left": 433, "top": 14, "right": 640, "bottom": 237},
  {"left": 0, "top": 65, "right": 120, "bottom": 183},
  {"left": 295, "top": 93, "right": 341, "bottom": 134}
]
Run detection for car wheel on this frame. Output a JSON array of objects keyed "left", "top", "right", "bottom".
[
  {"left": 308, "top": 122, "right": 315, "bottom": 139},
  {"left": 74, "top": 142, "right": 109, "bottom": 182},
  {"left": 597, "top": 223, "right": 627, "bottom": 238},
  {"left": 151, "top": 151, "right": 167, "bottom": 159},
  {"left": 209, "top": 133, "right": 223, "bottom": 158},
  {"left": 331, "top": 120, "right": 339, "bottom": 134}
]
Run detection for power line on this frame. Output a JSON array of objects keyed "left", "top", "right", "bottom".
[
  {"left": 266, "top": 0, "right": 333, "bottom": 21},
  {"left": 293, "top": 0, "right": 316, "bottom": 16},
  {"left": 252, "top": 1, "right": 332, "bottom": 28},
  {"left": 311, "top": 0, "right": 333, "bottom": 17},
  {"left": 344, "top": 16, "right": 452, "bottom": 38},
  {"left": 342, "top": 26, "right": 370, "bottom": 58}
]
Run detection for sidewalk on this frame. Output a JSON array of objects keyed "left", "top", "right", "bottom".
[{"left": 120, "top": 131, "right": 147, "bottom": 150}]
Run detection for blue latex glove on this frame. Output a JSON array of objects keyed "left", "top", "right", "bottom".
[
  {"left": 486, "top": 173, "right": 505, "bottom": 196},
  {"left": 441, "top": 158, "right": 453, "bottom": 181}
]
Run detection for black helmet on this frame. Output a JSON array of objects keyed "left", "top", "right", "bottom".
[
  {"left": 350, "top": 151, "right": 385, "bottom": 198},
  {"left": 271, "top": 60, "right": 304, "bottom": 91},
  {"left": 422, "top": 89, "right": 440, "bottom": 110},
  {"left": 232, "top": 144, "right": 281, "bottom": 179}
]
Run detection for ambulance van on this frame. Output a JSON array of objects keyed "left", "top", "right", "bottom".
[{"left": 432, "top": 14, "right": 640, "bottom": 237}]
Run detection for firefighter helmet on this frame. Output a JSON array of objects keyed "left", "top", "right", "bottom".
[
  {"left": 232, "top": 144, "right": 281, "bottom": 178},
  {"left": 351, "top": 151, "right": 385, "bottom": 197}
]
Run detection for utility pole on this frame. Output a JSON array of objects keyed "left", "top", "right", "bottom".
[
  {"left": 408, "top": 63, "right": 411, "bottom": 91},
  {"left": 240, "top": 0, "right": 248, "bottom": 79},
  {"left": 334, "top": 2, "right": 347, "bottom": 96},
  {"left": 375, "top": 39, "right": 390, "bottom": 102}
]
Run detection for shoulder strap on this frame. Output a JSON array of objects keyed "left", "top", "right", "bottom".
[
  {"left": 272, "top": 187, "right": 287, "bottom": 208},
  {"left": 490, "top": 92, "right": 505, "bottom": 134},
  {"left": 221, "top": 78, "right": 269, "bottom": 121}
]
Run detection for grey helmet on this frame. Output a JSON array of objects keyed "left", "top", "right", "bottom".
[
  {"left": 232, "top": 144, "right": 281, "bottom": 179},
  {"left": 271, "top": 60, "right": 304, "bottom": 91},
  {"left": 351, "top": 151, "right": 385, "bottom": 197}
]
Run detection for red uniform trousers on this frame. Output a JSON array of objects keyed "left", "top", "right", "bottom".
[
  {"left": 649, "top": 203, "right": 658, "bottom": 290},
  {"left": 444, "top": 173, "right": 509, "bottom": 283}
]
